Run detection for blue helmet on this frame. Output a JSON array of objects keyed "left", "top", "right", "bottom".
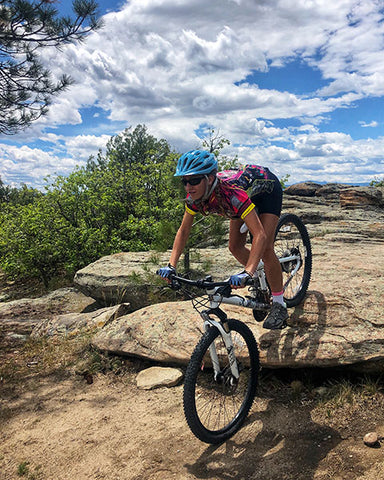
[{"left": 175, "top": 150, "right": 218, "bottom": 176}]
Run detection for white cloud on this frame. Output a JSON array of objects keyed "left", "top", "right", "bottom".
[
  {"left": 1, "top": 0, "right": 384, "bottom": 186},
  {"left": 64, "top": 134, "right": 111, "bottom": 159},
  {"left": 0, "top": 134, "right": 111, "bottom": 189},
  {"left": 37, "top": 0, "right": 370, "bottom": 127},
  {"left": 0, "top": 144, "right": 78, "bottom": 188},
  {"left": 359, "top": 120, "right": 378, "bottom": 128}
]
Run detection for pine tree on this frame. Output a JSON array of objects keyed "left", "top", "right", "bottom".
[{"left": 0, "top": 0, "right": 100, "bottom": 134}]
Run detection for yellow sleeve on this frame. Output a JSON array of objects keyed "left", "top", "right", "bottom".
[
  {"left": 240, "top": 203, "right": 255, "bottom": 220},
  {"left": 185, "top": 205, "right": 198, "bottom": 216}
]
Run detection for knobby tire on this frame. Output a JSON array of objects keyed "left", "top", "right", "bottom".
[
  {"left": 183, "top": 319, "right": 259, "bottom": 444},
  {"left": 275, "top": 213, "right": 312, "bottom": 307}
]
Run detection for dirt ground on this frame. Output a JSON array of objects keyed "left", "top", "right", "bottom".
[
  {"left": 1, "top": 238, "right": 384, "bottom": 480},
  {"left": 1, "top": 347, "right": 384, "bottom": 480}
]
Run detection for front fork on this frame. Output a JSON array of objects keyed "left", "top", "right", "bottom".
[{"left": 201, "top": 309, "right": 240, "bottom": 381}]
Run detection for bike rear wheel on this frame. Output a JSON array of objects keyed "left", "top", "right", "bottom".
[
  {"left": 274, "top": 213, "right": 312, "bottom": 307},
  {"left": 183, "top": 319, "right": 259, "bottom": 444}
]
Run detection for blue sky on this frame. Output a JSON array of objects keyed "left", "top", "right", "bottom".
[{"left": 1, "top": 0, "right": 384, "bottom": 188}]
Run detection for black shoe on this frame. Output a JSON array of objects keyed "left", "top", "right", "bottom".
[{"left": 263, "top": 303, "right": 289, "bottom": 330}]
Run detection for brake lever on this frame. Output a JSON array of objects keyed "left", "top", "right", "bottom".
[
  {"left": 169, "top": 276, "right": 181, "bottom": 291},
  {"left": 215, "top": 284, "right": 232, "bottom": 297}
]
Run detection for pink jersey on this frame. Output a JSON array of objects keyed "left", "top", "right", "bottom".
[{"left": 185, "top": 165, "right": 273, "bottom": 219}]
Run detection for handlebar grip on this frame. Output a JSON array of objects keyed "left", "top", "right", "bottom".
[{"left": 169, "top": 275, "right": 181, "bottom": 290}]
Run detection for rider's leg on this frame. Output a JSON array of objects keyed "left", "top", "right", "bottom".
[
  {"left": 228, "top": 218, "right": 250, "bottom": 266},
  {"left": 259, "top": 213, "right": 288, "bottom": 329},
  {"left": 259, "top": 213, "right": 283, "bottom": 296}
]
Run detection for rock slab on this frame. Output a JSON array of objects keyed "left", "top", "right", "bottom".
[
  {"left": 91, "top": 291, "right": 384, "bottom": 372},
  {"left": 73, "top": 252, "right": 167, "bottom": 309},
  {"left": 0, "top": 287, "right": 96, "bottom": 330},
  {"left": 32, "top": 303, "right": 131, "bottom": 338},
  {"left": 136, "top": 367, "right": 183, "bottom": 390}
]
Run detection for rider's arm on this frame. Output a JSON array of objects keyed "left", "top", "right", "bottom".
[
  {"left": 168, "top": 210, "right": 195, "bottom": 268},
  {"left": 243, "top": 209, "right": 267, "bottom": 275}
]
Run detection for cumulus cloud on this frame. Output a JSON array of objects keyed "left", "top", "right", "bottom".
[
  {"left": 359, "top": 120, "right": 379, "bottom": 128},
  {"left": 1, "top": 0, "right": 384, "bottom": 186},
  {"left": 0, "top": 144, "right": 79, "bottom": 189}
]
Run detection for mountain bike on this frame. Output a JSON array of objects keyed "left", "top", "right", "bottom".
[{"left": 166, "top": 213, "right": 312, "bottom": 444}]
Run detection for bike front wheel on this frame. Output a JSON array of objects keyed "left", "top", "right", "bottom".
[
  {"left": 274, "top": 213, "right": 312, "bottom": 307},
  {"left": 183, "top": 319, "right": 259, "bottom": 444}
]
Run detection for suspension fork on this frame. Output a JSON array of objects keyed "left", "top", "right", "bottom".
[
  {"left": 256, "top": 259, "right": 269, "bottom": 290},
  {"left": 200, "top": 308, "right": 240, "bottom": 381}
]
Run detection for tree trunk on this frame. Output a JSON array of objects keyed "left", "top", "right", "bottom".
[{"left": 183, "top": 248, "right": 190, "bottom": 272}]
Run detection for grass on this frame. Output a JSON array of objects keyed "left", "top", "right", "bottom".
[
  {"left": 0, "top": 332, "right": 152, "bottom": 401},
  {"left": 17, "top": 461, "right": 42, "bottom": 479},
  {"left": 17, "top": 462, "right": 29, "bottom": 476},
  {"left": 0, "top": 334, "right": 92, "bottom": 388},
  {"left": 259, "top": 368, "right": 384, "bottom": 409}
]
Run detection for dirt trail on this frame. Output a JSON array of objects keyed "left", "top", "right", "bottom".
[{"left": 1, "top": 367, "right": 384, "bottom": 480}]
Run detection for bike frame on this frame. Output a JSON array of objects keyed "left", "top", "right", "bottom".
[
  {"left": 207, "top": 252, "right": 302, "bottom": 311},
  {"left": 198, "top": 250, "right": 301, "bottom": 380}
]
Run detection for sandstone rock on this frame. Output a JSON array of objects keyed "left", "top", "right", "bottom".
[
  {"left": 285, "top": 182, "right": 322, "bottom": 197},
  {"left": 92, "top": 301, "right": 204, "bottom": 364},
  {"left": 367, "top": 222, "right": 384, "bottom": 239},
  {"left": 91, "top": 291, "right": 384, "bottom": 372},
  {"left": 315, "top": 184, "right": 343, "bottom": 197},
  {"left": 363, "top": 432, "right": 380, "bottom": 447},
  {"left": 73, "top": 250, "right": 239, "bottom": 308},
  {"left": 73, "top": 251, "right": 174, "bottom": 309},
  {"left": 0, "top": 287, "right": 97, "bottom": 331},
  {"left": 32, "top": 303, "right": 131, "bottom": 338},
  {"left": 340, "top": 187, "right": 383, "bottom": 209},
  {"left": 136, "top": 367, "right": 183, "bottom": 390},
  {"left": 323, "top": 233, "right": 371, "bottom": 243}
]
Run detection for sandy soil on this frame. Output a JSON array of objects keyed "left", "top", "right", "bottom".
[
  {"left": 1, "top": 357, "right": 384, "bottom": 480},
  {"left": 1, "top": 238, "right": 384, "bottom": 480}
]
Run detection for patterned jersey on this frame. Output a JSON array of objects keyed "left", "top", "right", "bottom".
[{"left": 185, "top": 165, "right": 275, "bottom": 219}]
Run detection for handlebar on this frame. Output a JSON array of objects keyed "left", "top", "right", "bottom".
[
  {"left": 167, "top": 273, "right": 254, "bottom": 292},
  {"left": 168, "top": 273, "right": 229, "bottom": 290}
]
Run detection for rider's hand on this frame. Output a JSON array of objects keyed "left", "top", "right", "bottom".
[
  {"left": 229, "top": 270, "right": 252, "bottom": 288},
  {"left": 156, "top": 264, "right": 176, "bottom": 279}
]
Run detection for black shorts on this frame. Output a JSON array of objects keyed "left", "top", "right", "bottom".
[{"left": 250, "top": 170, "right": 282, "bottom": 217}]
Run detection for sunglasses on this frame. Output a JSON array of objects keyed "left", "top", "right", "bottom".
[{"left": 181, "top": 176, "right": 205, "bottom": 186}]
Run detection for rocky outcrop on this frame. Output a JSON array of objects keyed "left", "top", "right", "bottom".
[
  {"left": 32, "top": 303, "right": 131, "bottom": 338},
  {"left": 0, "top": 287, "right": 96, "bottom": 331},
  {"left": 282, "top": 184, "right": 384, "bottom": 241},
  {"left": 340, "top": 186, "right": 383, "bottom": 208},
  {"left": 91, "top": 291, "right": 384, "bottom": 371},
  {"left": 284, "top": 182, "right": 323, "bottom": 197},
  {"left": 87, "top": 236, "right": 384, "bottom": 372},
  {"left": 73, "top": 252, "right": 184, "bottom": 309},
  {"left": 285, "top": 182, "right": 383, "bottom": 209},
  {"left": 73, "top": 250, "right": 240, "bottom": 307}
]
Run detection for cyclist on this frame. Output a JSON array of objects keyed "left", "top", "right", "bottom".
[{"left": 157, "top": 149, "right": 288, "bottom": 329}]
